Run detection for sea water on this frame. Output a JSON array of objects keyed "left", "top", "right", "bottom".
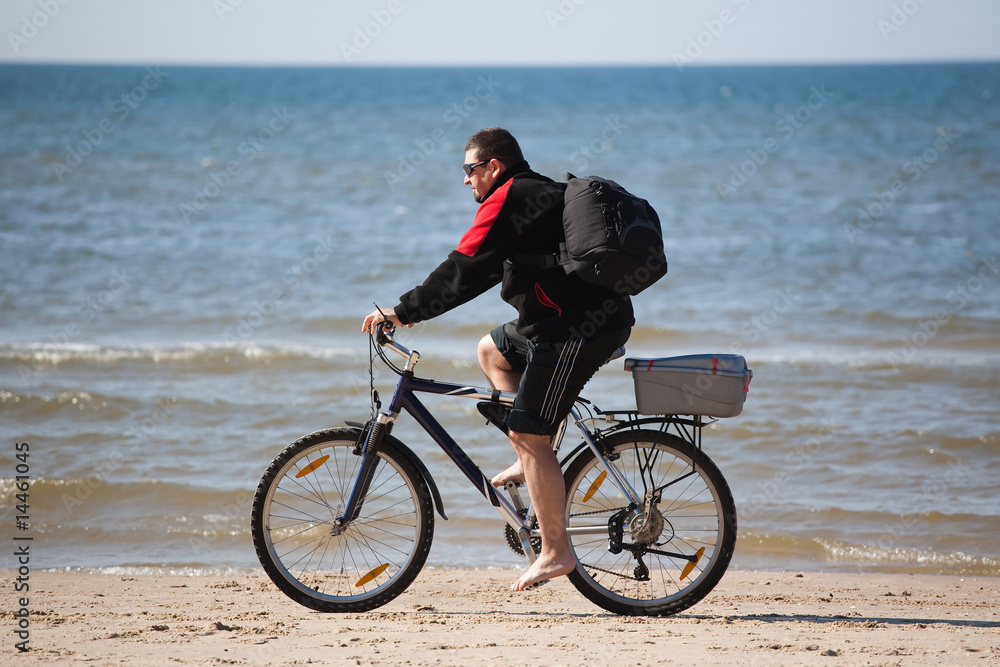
[{"left": 1, "top": 63, "right": 998, "bottom": 575}]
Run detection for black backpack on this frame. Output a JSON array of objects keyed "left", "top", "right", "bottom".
[{"left": 514, "top": 174, "right": 667, "bottom": 296}]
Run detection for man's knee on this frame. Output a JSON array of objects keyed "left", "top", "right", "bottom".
[
  {"left": 477, "top": 334, "right": 495, "bottom": 366},
  {"left": 478, "top": 334, "right": 510, "bottom": 373},
  {"left": 508, "top": 428, "right": 553, "bottom": 453}
]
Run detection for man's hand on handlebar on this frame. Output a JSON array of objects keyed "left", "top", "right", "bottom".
[{"left": 362, "top": 307, "right": 411, "bottom": 335}]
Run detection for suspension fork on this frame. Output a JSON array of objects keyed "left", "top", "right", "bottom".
[{"left": 331, "top": 411, "right": 396, "bottom": 532}]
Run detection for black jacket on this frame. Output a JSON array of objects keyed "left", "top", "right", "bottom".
[{"left": 394, "top": 161, "right": 633, "bottom": 341}]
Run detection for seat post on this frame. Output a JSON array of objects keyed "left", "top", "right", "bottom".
[{"left": 550, "top": 416, "right": 569, "bottom": 453}]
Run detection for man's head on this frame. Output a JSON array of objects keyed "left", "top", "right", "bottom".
[{"left": 463, "top": 127, "right": 524, "bottom": 203}]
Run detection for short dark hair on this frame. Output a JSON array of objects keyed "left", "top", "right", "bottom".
[{"left": 465, "top": 127, "right": 524, "bottom": 167}]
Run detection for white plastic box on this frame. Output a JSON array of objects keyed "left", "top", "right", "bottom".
[{"left": 624, "top": 354, "right": 752, "bottom": 417}]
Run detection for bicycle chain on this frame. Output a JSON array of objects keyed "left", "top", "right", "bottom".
[
  {"left": 568, "top": 505, "right": 630, "bottom": 518},
  {"left": 504, "top": 507, "right": 659, "bottom": 583},
  {"left": 579, "top": 562, "right": 638, "bottom": 581},
  {"left": 505, "top": 502, "right": 631, "bottom": 557}
]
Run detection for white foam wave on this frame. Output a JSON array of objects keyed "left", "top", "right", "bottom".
[
  {"left": 736, "top": 345, "right": 1000, "bottom": 369},
  {"left": 0, "top": 341, "right": 359, "bottom": 365},
  {"left": 817, "top": 538, "right": 1000, "bottom": 572}
]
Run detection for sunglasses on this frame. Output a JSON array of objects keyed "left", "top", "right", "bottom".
[{"left": 462, "top": 160, "right": 489, "bottom": 176}]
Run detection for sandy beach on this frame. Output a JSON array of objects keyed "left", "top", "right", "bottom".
[{"left": 5, "top": 568, "right": 997, "bottom": 665}]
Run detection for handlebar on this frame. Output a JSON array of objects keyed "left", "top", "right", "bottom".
[
  {"left": 374, "top": 321, "right": 396, "bottom": 347},
  {"left": 373, "top": 322, "right": 421, "bottom": 370}
]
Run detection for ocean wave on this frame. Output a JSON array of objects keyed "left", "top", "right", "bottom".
[
  {"left": 896, "top": 431, "right": 999, "bottom": 452},
  {"left": 74, "top": 565, "right": 258, "bottom": 577},
  {"left": 0, "top": 388, "right": 133, "bottom": 418},
  {"left": 0, "top": 477, "right": 254, "bottom": 514},
  {"left": 737, "top": 532, "right": 1000, "bottom": 576},
  {"left": 733, "top": 347, "right": 1000, "bottom": 374},
  {"left": 3, "top": 335, "right": 997, "bottom": 376},
  {"left": 0, "top": 341, "right": 361, "bottom": 369},
  {"left": 816, "top": 538, "right": 1000, "bottom": 576}
]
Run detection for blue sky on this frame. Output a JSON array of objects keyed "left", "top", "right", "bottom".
[{"left": 3, "top": 0, "right": 999, "bottom": 66}]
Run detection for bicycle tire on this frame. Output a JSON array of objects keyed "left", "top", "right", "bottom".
[
  {"left": 251, "top": 427, "right": 434, "bottom": 612},
  {"left": 563, "top": 429, "right": 736, "bottom": 616}
]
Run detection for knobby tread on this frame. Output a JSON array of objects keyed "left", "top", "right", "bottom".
[
  {"left": 251, "top": 428, "right": 434, "bottom": 613},
  {"left": 562, "top": 430, "right": 736, "bottom": 616}
]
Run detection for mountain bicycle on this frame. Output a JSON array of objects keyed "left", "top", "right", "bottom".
[{"left": 251, "top": 324, "right": 749, "bottom": 616}]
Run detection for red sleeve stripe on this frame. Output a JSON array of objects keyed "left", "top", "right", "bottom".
[{"left": 455, "top": 179, "right": 513, "bottom": 256}]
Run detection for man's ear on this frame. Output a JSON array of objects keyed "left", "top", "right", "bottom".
[{"left": 488, "top": 158, "right": 505, "bottom": 177}]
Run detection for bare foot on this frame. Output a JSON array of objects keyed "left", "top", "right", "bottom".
[
  {"left": 490, "top": 461, "right": 524, "bottom": 488},
  {"left": 511, "top": 553, "right": 576, "bottom": 592}
]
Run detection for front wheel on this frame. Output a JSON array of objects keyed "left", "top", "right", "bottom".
[
  {"left": 251, "top": 428, "right": 434, "bottom": 612},
  {"left": 563, "top": 429, "right": 736, "bottom": 616}
]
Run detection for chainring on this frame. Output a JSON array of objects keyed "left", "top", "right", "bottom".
[{"left": 504, "top": 520, "right": 542, "bottom": 557}]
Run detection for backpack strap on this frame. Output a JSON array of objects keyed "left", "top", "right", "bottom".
[
  {"left": 510, "top": 252, "right": 560, "bottom": 269},
  {"left": 511, "top": 243, "right": 569, "bottom": 270},
  {"left": 510, "top": 173, "right": 578, "bottom": 270}
]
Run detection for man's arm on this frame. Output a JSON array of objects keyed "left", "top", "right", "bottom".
[
  {"left": 392, "top": 178, "right": 522, "bottom": 325},
  {"left": 363, "top": 176, "right": 524, "bottom": 331},
  {"left": 393, "top": 250, "right": 505, "bottom": 325}
]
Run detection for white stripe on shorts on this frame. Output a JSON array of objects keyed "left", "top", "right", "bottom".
[{"left": 540, "top": 337, "right": 582, "bottom": 424}]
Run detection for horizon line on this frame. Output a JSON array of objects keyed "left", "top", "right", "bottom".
[{"left": 2, "top": 57, "right": 999, "bottom": 69}]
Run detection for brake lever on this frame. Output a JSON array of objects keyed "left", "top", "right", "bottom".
[
  {"left": 371, "top": 301, "right": 396, "bottom": 346},
  {"left": 375, "top": 321, "right": 395, "bottom": 346}
]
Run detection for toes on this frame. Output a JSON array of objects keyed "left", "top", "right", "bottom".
[{"left": 512, "top": 578, "right": 549, "bottom": 592}]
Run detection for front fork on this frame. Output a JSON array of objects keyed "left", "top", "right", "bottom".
[{"left": 332, "top": 412, "right": 395, "bottom": 534}]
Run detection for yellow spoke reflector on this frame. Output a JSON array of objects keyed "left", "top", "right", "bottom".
[
  {"left": 295, "top": 455, "right": 330, "bottom": 478},
  {"left": 583, "top": 470, "right": 607, "bottom": 502},
  {"left": 680, "top": 547, "right": 705, "bottom": 580},
  {"left": 355, "top": 563, "right": 390, "bottom": 587}
]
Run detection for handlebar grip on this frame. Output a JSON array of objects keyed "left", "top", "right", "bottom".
[{"left": 375, "top": 321, "right": 395, "bottom": 346}]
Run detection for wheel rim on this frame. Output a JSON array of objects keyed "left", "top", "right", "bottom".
[
  {"left": 566, "top": 439, "right": 729, "bottom": 607},
  {"left": 260, "top": 440, "right": 423, "bottom": 603}
]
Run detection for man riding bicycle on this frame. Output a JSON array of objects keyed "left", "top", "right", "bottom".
[{"left": 362, "top": 127, "right": 633, "bottom": 591}]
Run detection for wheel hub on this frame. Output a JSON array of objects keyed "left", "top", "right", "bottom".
[
  {"left": 329, "top": 505, "right": 347, "bottom": 536},
  {"left": 629, "top": 508, "right": 665, "bottom": 545}
]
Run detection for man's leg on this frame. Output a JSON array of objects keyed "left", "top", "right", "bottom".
[
  {"left": 478, "top": 333, "right": 529, "bottom": 487},
  {"left": 501, "top": 327, "right": 631, "bottom": 590},
  {"left": 507, "top": 429, "right": 576, "bottom": 591}
]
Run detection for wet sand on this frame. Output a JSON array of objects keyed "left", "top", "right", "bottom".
[{"left": 7, "top": 568, "right": 999, "bottom": 665}]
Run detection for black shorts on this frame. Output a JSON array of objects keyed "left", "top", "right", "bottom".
[{"left": 490, "top": 321, "right": 630, "bottom": 436}]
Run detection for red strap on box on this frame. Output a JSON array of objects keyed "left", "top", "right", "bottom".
[
  {"left": 647, "top": 359, "right": 654, "bottom": 370},
  {"left": 712, "top": 356, "right": 717, "bottom": 375}
]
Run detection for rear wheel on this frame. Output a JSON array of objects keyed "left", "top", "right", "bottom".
[
  {"left": 251, "top": 428, "right": 434, "bottom": 612},
  {"left": 563, "top": 429, "right": 736, "bottom": 616}
]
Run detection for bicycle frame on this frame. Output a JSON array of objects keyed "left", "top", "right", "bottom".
[
  {"left": 253, "top": 324, "right": 740, "bottom": 617},
  {"left": 334, "top": 331, "right": 648, "bottom": 561}
]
